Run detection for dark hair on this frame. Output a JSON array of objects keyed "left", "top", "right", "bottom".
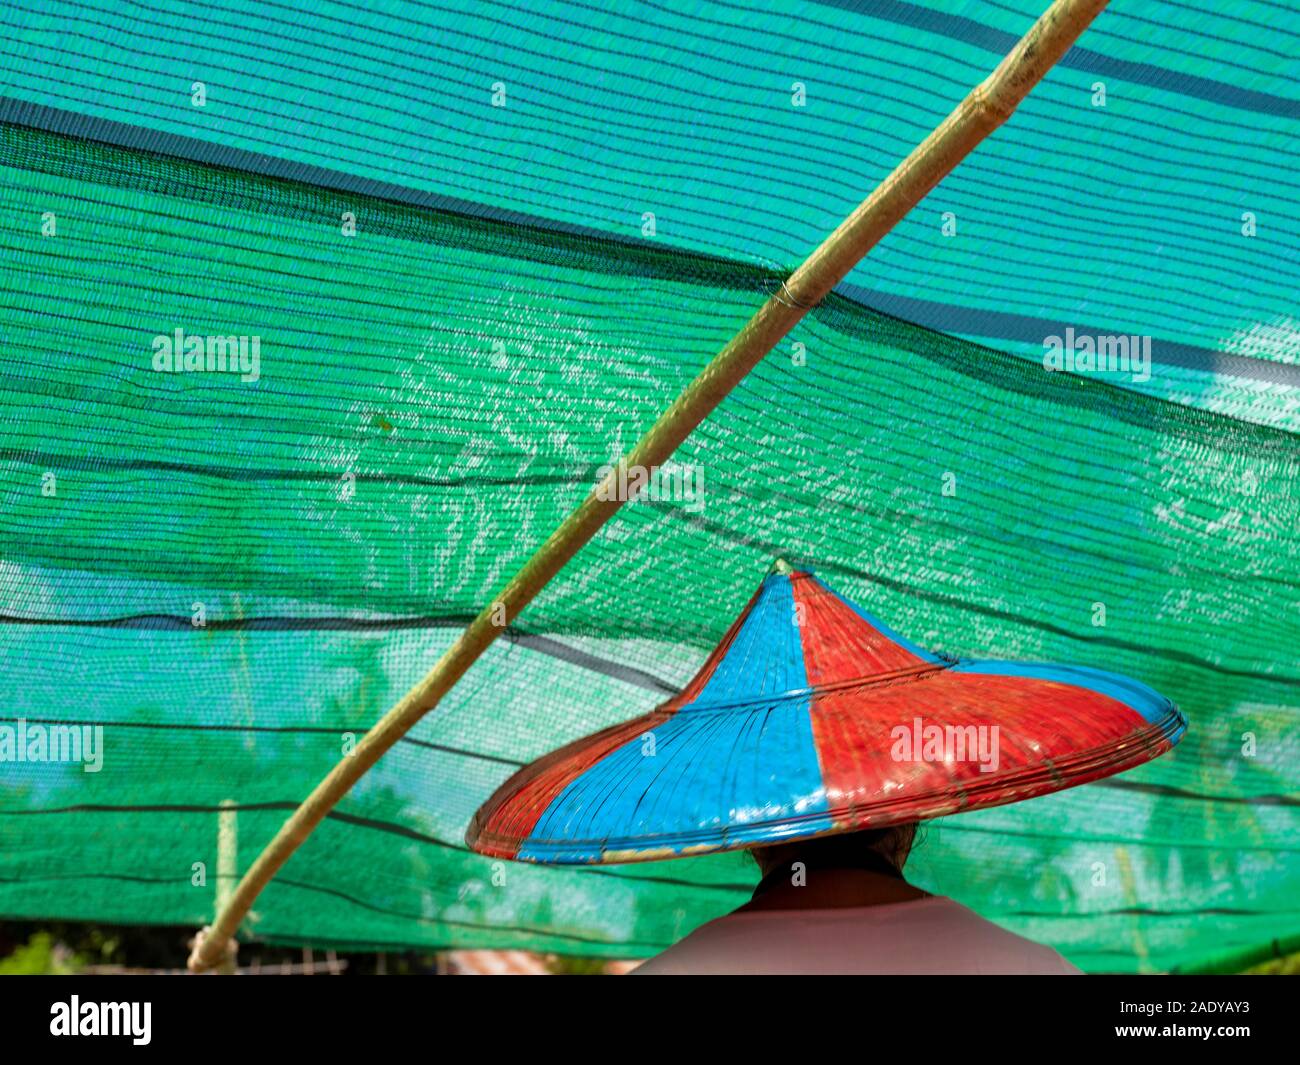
[{"left": 749, "top": 823, "right": 919, "bottom": 879}]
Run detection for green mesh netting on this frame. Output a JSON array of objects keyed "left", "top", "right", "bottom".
[{"left": 0, "top": 0, "right": 1297, "bottom": 973}]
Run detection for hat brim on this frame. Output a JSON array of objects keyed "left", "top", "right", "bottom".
[{"left": 467, "top": 661, "right": 1185, "bottom": 865}]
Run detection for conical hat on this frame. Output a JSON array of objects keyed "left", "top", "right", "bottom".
[{"left": 468, "top": 563, "right": 1186, "bottom": 864}]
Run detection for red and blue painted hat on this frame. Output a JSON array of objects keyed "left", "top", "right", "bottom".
[{"left": 467, "top": 561, "right": 1186, "bottom": 864}]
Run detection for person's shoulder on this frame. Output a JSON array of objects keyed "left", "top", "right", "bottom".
[
  {"left": 628, "top": 915, "right": 732, "bottom": 975},
  {"left": 628, "top": 908, "right": 794, "bottom": 975},
  {"left": 925, "top": 896, "right": 1084, "bottom": 974}
]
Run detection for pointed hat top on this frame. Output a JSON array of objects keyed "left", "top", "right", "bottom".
[{"left": 468, "top": 564, "right": 1185, "bottom": 864}]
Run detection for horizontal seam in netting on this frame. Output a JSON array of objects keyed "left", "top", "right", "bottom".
[
  {"left": 4, "top": 106, "right": 1300, "bottom": 400},
  {"left": 807, "top": 0, "right": 1300, "bottom": 117},
  {"left": 2, "top": 607, "right": 1297, "bottom": 688}
]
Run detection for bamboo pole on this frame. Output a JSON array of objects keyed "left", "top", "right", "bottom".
[{"left": 189, "top": 0, "right": 1108, "bottom": 971}]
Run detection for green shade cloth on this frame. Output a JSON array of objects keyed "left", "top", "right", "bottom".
[{"left": 0, "top": 0, "right": 1297, "bottom": 972}]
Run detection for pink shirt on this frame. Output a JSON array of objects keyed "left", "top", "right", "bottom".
[{"left": 633, "top": 896, "right": 1082, "bottom": 975}]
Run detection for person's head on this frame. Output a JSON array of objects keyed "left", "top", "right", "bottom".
[{"left": 749, "top": 822, "right": 919, "bottom": 880}]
